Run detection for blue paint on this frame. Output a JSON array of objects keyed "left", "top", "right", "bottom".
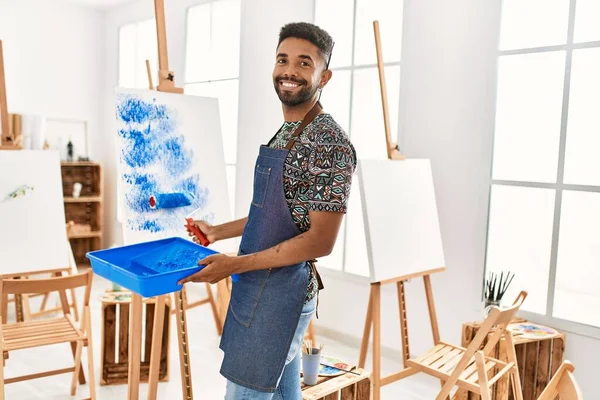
[
  {"left": 130, "top": 240, "right": 212, "bottom": 273},
  {"left": 116, "top": 93, "right": 211, "bottom": 233},
  {"left": 150, "top": 192, "right": 193, "bottom": 209}
]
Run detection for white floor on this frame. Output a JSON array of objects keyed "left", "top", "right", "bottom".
[{"left": 3, "top": 275, "right": 441, "bottom": 399}]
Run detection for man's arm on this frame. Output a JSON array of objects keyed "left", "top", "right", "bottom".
[
  {"left": 237, "top": 210, "right": 343, "bottom": 273},
  {"left": 188, "top": 217, "right": 247, "bottom": 244},
  {"left": 214, "top": 217, "right": 248, "bottom": 241},
  {"left": 179, "top": 210, "right": 343, "bottom": 284}
]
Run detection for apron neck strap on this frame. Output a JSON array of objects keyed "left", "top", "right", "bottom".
[{"left": 284, "top": 101, "right": 323, "bottom": 150}]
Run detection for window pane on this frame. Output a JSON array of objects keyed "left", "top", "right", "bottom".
[
  {"left": 351, "top": 67, "right": 400, "bottom": 160},
  {"left": 554, "top": 191, "right": 600, "bottom": 327},
  {"left": 185, "top": 80, "right": 239, "bottom": 164},
  {"left": 344, "top": 173, "right": 370, "bottom": 277},
  {"left": 185, "top": 4, "right": 211, "bottom": 82},
  {"left": 485, "top": 185, "right": 555, "bottom": 314},
  {"left": 492, "top": 52, "right": 565, "bottom": 183},
  {"left": 226, "top": 164, "right": 236, "bottom": 218},
  {"left": 354, "top": 0, "right": 403, "bottom": 66},
  {"left": 211, "top": 0, "right": 241, "bottom": 80},
  {"left": 320, "top": 219, "right": 345, "bottom": 271},
  {"left": 499, "top": 0, "right": 569, "bottom": 50},
  {"left": 574, "top": 0, "right": 600, "bottom": 43},
  {"left": 563, "top": 48, "right": 600, "bottom": 186},
  {"left": 135, "top": 19, "right": 158, "bottom": 89},
  {"left": 186, "top": 0, "right": 240, "bottom": 82},
  {"left": 118, "top": 19, "right": 158, "bottom": 89},
  {"left": 119, "top": 24, "right": 136, "bottom": 88},
  {"left": 319, "top": 70, "right": 351, "bottom": 133},
  {"left": 315, "top": 0, "right": 354, "bottom": 68}
]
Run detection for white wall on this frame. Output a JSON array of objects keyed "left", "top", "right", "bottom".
[{"left": 0, "top": 0, "right": 104, "bottom": 160}]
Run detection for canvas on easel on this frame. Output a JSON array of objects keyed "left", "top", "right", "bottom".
[
  {"left": 0, "top": 150, "right": 73, "bottom": 275},
  {"left": 355, "top": 21, "right": 447, "bottom": 400},
  {"left": 114, "top": 87, "right": 234, "bottom": 255},
  {"left": 359, "top": 158, "right": 445, "bottom": 284}
]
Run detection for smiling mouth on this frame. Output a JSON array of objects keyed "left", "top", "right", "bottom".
[{"left": 278, "top": 80, "right": 303, "bottom": 90}]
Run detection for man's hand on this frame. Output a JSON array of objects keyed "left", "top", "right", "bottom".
[
  {"left": 186, "top": 220, "right": 218, "bottom": 244},
  {"left": 178, "top": 253, "right": 243, "bottom": 285}
]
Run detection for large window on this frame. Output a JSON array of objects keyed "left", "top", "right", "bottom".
[
  {"left": 314, "top": 0, "right": 404, "bottom": 276},
  {"left": 118, "top": 18, "right": 158, "bottom": 89},
  {"left": 485, "top": 0, "right": 600, "bottom": 336},
  {"left": 184, "top": 0, "right": 241, "bottom": 217}
]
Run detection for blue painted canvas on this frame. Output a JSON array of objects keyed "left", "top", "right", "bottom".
[{"left": 114, "top": 88, "right": 233, "bottom": 252}]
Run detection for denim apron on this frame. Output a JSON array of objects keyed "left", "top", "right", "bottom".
[{"left": 219, "top": 103, "right": 323, "bottom": 393}]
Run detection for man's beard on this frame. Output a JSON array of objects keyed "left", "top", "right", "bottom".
[{"left": 273, "top": 76, "right": 319, "bottom": 107}]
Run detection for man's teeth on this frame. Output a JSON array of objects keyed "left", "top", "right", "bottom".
[{"left": 282, "top": 82, "right": 299, "bottom": 88}]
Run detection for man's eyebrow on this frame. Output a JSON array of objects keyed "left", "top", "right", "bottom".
[
  {"left": 299, "top": 54, "right": 314, "bottom": 62},
  {"left": 277, "top": 53, "right": 288, "bottom": 58}
]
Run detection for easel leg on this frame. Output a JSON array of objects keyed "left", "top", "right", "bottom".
[
  {"left": 372, "top": 283, "right": 381, "bottom": 400},
  {"left": 216, "top": 278, "right": 231, "bottom": 333},
  {"left": 358, "top": 285, "right": 374, "bottom": 368},
  {"left": 147, "top": 294, "right": 166, "bottom": 400},
  {"left": 424, "top": 275, "right": 440, "bottom": 344},
  {"left": 205, "top": 282, "right": 222, "bottom": 335},
  {"left": 397, "top": 281, "right": 410, "bottom": 367},
  {"left": 127, "top": 293, "right": 143, "bottom": 400},
  {"left": 175, "top": 288, "right": 194, "bottom": 399}
]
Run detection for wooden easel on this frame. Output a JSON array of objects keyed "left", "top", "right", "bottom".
[
  {"left": 0, "top": 40, "right": 20, "bottom": 150},
  {"left": 126, "top": 1, "right": 189, "bottom": 399},
  {"left": 356, "top": 21, "right": 445, "bottom": 400}
]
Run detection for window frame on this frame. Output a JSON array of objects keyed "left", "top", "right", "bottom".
[
  {"left": 312, "top": 0, "right": 406, "bottom": 276},
  {"left": 484, "top": 0, "right": 600, "bottom": 339},
  {"left": 183, "top": 0, "right": 241, "bottom": 217}
]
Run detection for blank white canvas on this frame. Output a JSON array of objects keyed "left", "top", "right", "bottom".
[
  {"left": 358, "top": 159, "right": 446, "bottom": 283},
  {"left": 0, "top": 150, "right": 72, "bottom": 274},
  {"left": 114, "top": 88, "right": 235, "bottom": 254}
]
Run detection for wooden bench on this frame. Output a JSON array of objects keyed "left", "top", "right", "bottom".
[{"left": 301, "top": 368, "right": 371, "bottom": 400}]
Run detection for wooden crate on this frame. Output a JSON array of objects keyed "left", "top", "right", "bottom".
[
  {"left": 301, "top": 368, "right": 371, "bottom": 400},
  {"left": 100, "top": 291, "right": 171, "bottom": 385},
  {"left": 454, "top": 319, "right": 565, "bottom": 400}
]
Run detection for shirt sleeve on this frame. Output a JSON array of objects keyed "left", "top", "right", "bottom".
[{"left": 306, "top": 133, "right": 356, "bottom": 213}]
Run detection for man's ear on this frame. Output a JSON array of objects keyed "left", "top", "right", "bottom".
[{"left": 320, "top": 69, "right": 333, "bottom": 89}]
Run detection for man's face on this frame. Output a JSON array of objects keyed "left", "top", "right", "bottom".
[{"left": 273, "top": 38, "right": 326, "bottom": 107}]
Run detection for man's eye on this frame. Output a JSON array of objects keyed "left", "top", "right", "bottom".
[
  {"left": 278, "top": 59, "right": 286, "bottom": 64},
  {"left": 301, "top": 62, "right": 310, "bottom": 67}
]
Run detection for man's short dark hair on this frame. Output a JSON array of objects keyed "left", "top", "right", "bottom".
[{"left": 278, "top": 22, "right": 334, "bottom": 68}]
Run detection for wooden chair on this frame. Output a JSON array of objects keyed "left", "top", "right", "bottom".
[
  {"left": 537, "top": 361, "right": 583, "bottom": 400},
  {"left": 405, "top": 291, "right": 528, "bottom": 400},
  {"left": 0, "top": 270, "right": 96, "bottom": 400}
]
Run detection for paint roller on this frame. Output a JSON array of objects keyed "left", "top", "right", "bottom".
[{"left": 148, "top": 192, "right": 193, "bottom": 209}]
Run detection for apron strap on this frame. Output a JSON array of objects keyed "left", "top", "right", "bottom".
[{"left": 284, "top": 101, "right": 323, "bottom": 150}]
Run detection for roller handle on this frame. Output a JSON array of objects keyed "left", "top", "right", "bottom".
[{"left": 185, "top": 218, "right": 210, "bottom": 246}]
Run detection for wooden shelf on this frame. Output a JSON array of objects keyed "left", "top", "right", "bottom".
[
  {"left": 61, "top": 162, "right": 103, "bottom": 266},
  {"left": 68, "top": 231, "right": 102, "bottom": 239},
  {"left": 61, "top": 161, "right": 97, "bottom": 166},
  {"left": 64, "top": 196, "right": 102, "bottom": 203}
]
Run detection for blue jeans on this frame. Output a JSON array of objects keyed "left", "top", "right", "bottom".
[{"left": 224, "top": 295, "right": 316, "bottom": 399}]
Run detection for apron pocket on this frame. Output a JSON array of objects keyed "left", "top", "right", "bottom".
[
  {"left": 251, "top": 164, "right": 271, "bottom": 208},
  {"left": 229, "top": 269, "right": 271, "bottom": 328}
]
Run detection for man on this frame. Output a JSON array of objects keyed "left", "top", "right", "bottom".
[{"left": 180, "top": 22, "right": 356, "bottom": 399}]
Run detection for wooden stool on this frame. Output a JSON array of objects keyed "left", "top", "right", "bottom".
[
  {"left": 100, "top": 290, "right": 171, "bottom": 385},
  {"left": 301, "top": 368, "right": 371, "bottom": 400},
  {"left": 454, "top": 319, "right": 565, "bottom": 400}
]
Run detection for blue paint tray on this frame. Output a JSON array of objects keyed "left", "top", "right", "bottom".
[{"left": 86, "top": 237, "right": 218, "bottom": 297}]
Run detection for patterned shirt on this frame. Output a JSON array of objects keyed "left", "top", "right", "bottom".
[{"left": 267, "top": 114, "right": 357, "bottom": 303}]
